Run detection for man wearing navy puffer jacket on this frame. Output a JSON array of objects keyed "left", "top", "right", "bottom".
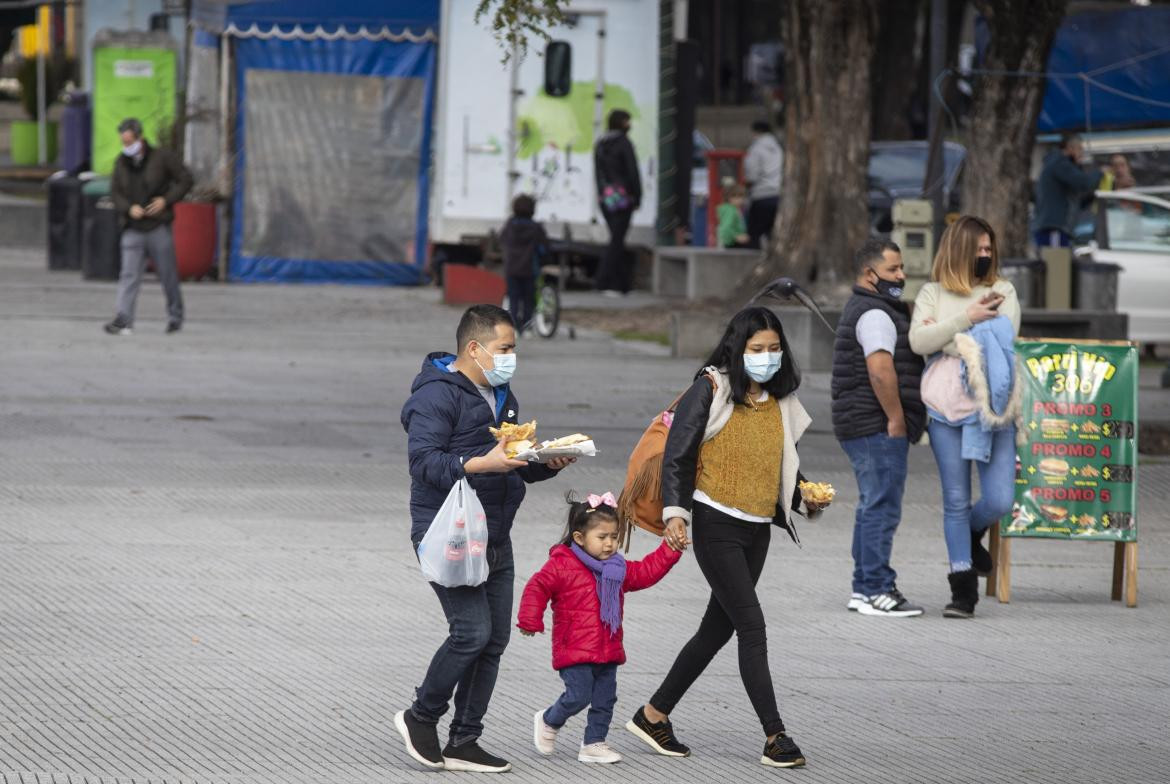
[{"left": 395, "top": 304, "right": 574, "bottom": 773}]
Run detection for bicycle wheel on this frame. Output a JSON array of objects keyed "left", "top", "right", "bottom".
[{"left": 532, "top": 281, "right": 560, "bottom": 338}]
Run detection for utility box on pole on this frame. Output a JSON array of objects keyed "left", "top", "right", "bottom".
[{"left": 891, "top": 198, "right": 934, "bottom": 300}]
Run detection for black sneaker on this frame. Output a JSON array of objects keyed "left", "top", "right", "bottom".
[
  {"left": 858, "top": 587, "right": 924, "bottom": 617},
  {"left": 625, "top": 706, "right": 691, "bottom": 757},
  {"left": 441, "top": 740, "right": 512, "bottom": 773},
  {"left": 393, "top": 710, "right": 443, "bottom": 769},
  {"left": 971, "top": 527, "right": 993, "bottom": 574},
  {"left": 103, "top": 317, "right": 132, "bottom": 336},
  {"left": 166, "top": 320, "right": 182, "bottom": 334},
  {"left": 761, "top": 733, "right": 806, "bottom": 768}
]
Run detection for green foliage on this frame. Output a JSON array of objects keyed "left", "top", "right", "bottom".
[
  {"left": 474, "top": 0, "right": 571, "bottom": 62},
  {"left": 15, "top": 57, "right": 73, "bottom": 120}
]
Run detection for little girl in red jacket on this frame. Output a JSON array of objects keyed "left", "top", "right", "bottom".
[{"left": 517, "top": 492, "right": 682, "bottom": 764}]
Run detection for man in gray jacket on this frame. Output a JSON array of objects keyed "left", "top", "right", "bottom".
[
  {"left": 743, "top": 121, "right": 783, "bottom": 249},
  {"left": 104, "top": 118, "right": 193, "bottom": 336},
  {"left": 1033, "top": 133, "right": 1101, "bottom": 248}
]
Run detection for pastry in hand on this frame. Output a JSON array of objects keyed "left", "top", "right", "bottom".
[
  {"left": 799, "top": 480, "right": 835, "bottom": 506},
  {"left": 488, "top": 420, "right": 537, "bottom": 457}
]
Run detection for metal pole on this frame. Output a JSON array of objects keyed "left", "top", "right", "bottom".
[
  {"left": 924, "top": 0, "right": 947, "bottom": 247},
  {"left": 36, "top": 12, "right": 47, "bottom": 166}
]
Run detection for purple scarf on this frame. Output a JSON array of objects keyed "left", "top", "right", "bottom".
[{"left": 569, "top": 542, "right": 627, "bottom": 636}]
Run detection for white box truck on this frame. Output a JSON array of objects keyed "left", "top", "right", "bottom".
[{"left": 430, "top": 0, "right": 660, "bottom": 261}]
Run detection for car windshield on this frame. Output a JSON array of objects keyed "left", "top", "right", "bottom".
[{"left": 869, "top": 145, "right": 964, "bottom": 193}]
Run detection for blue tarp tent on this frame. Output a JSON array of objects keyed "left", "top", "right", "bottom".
[{"left": 194, "top": 1, "right": 439, "bottom": 284}]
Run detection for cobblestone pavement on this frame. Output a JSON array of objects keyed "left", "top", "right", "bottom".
[{"left": 1, "top": 246, "right": 1168, "bottom": 784}]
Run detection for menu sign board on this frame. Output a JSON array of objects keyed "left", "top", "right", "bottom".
[{"left": 1004, "top": 339, "right": 1138, "bottom": 542}]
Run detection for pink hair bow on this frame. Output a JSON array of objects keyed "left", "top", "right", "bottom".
[{"left": 587, "top": 492, "right": 617, "bottom": 509}]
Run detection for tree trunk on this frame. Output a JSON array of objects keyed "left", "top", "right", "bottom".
[
  {"left": 964, "top": 0, "right": 1068, "bottom": 257},
  {"left": 738, "top": 0, "right": 879, "bottom": 299},
  {"left": 871, "top": 0, "right": 922, "bottom": 142}
]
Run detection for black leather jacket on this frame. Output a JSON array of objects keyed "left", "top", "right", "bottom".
[{"left": 661, "top": 375, "right": 810, "bottom": 543}]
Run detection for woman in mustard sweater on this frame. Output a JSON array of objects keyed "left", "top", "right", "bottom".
[
  {"left": 624, "top": 307, "right": 830, "bottom": 769},
  {"left": 909, "top": 215, "right": 1020, "bottom": 618}
]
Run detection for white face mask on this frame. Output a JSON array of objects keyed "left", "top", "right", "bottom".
[
  {"left": 122, "top": 140, "right": 143, "bottom": 158},
  {"left": 743, "top": 351, "right": 783, "bottom": 383}
]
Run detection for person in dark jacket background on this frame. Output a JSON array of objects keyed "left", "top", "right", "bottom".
[
  {"left": 1033, "top": 133, "right": 1101, "bottom": 248},
  {"left": 105, "top": 117, "right": 193, "bottom": 336},
  {"left": 593, "top": 109, "right": 641, "bottom": 296},
  {"left": 499, "top": 194, "right": 548, "bottom": 332},
  {"left": 395, "top": 304, "right": 574, "bottom": 774},
  {"left": 831, "top": 239, "right": 927, "bottom": 618}
]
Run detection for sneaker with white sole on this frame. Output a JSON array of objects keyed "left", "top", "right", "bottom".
[
  {"left": 626, "top": 706, "right": 691, "bottom": 757},
  {"left": 761, "top": 733, "right": 806, "bottom": 768},
  {"left": 393, "top": 709, "right": 444, "bottom": 769},
  {"left": 533, "top": 710, "right": 558, "bottom": 756},
  {"left": 857, "top": 587, "right": 924, "bottom": 617},
  {"left": 578, "top": 741, "right": 622, "bottom": 763},
  {"left": 846, "top": 592, "right": 868, "bottom": 611},
  {"left": 441, "top": 740, "right": 511, "bottom": 773},
  {"left": 103, "top": 317, "right": 132, "bottom": 336}
]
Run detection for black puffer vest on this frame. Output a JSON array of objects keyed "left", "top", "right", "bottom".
[{"left": 831, "top": 286, "right": 926, "bottom": 442}]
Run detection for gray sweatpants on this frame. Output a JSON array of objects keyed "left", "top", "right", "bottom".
[{"left": 115, "top": 225, "right": 184, "bottom": 326}]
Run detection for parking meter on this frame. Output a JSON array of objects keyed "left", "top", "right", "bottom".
[{"left": 891, "top": 199, "right": 933, "bottom": 300}]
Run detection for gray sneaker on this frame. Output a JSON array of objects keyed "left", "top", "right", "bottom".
[{"left": 857, "top": 588, "right": 924, "bottom": 617}]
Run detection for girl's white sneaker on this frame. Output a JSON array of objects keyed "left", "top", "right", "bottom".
[
  {"left": 533, "top": 710, "right": 558, "bottom": 755},
  {"left": 578, "top": 742, "right": 622, "bottom": 763}
]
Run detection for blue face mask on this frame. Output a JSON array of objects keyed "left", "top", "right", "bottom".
[
  {"left": 743, "top": 351, "right": 783, "bottom": 383},
  {"left": 476, "top": 350, "right": 516, "bottom": 387}
]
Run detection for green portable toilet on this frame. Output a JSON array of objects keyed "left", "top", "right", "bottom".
[{"left": 91, "top": 30, "right": 178, "bottom": 175}]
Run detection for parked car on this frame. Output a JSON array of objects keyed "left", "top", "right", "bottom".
[
  {"left": 868, "top": 140, "right": 966, "bottom": 234},
  {"left": 1075, "top": 189, "right": 1170, "bottom": 346}
]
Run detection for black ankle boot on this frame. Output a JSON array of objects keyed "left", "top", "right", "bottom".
[
  {"left": 971, "top": 528, "right": 993, "bottom": 575},
  {"left": 944, "top": 569, "right": 978, "bottom": 618}
]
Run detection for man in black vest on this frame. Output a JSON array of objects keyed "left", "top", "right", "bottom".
[{"left": 831, "top": 239, "right": 927, "bottom": 617}]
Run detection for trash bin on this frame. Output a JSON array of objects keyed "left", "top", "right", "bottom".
[
  {"left": 999, "top": 258, "right": 1046, "bottom": 309},
  {"left": 1072, "top": 259, "right": 1121, "bottom": 311},
  {"left": 61, "top": 92, "right": 91, "bottom": 174},
  {"left": 81, "top": 177, "right": 121, "bottom": 281},
  {"left": 47, "top": 174, "right": 84, "bottom": 271}
]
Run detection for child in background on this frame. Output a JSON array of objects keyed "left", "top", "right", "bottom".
[
  {"left": 518, "top": 492, "right": 682, "bottom": 764},
  {"left": 717, "top": 184, "right": 752, "bottom": 249},
  {"left": 499, "top": 194, "right": 548, "bottom": 332}
]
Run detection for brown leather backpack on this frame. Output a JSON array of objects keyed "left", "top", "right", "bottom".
[{"left": 617, "top": 374, "right": 715, "bottom": 550}]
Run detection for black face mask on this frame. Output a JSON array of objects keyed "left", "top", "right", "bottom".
[
  {"left": 975, "top": 255, "right": 993, "bottom": 279},
  {"left": 869, "top": 271, "right": 904, "bottom": 300}
]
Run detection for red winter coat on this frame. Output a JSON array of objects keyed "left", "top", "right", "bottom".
[{"left": 517, "top": 541, "right": 681, "bottom": 670}]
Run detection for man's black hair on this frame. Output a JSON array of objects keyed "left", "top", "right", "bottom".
[
  {"left": 456, "top": 304, "right": 515, "bottom": 352},
  {"left": 607, "top": 109, "right": 632, "bottom": 131},
  {"left": 854, "top": 238, "right": 901, "bottom": 275},
  {"left": 117, "top": 117, "right": 143, "bottom": 137},
  {"left": 751, "top": 120, "right": 772, "bottom": 134},
  {"left": 1059, "top": 132, "right": 1082, "bottom": 151}
]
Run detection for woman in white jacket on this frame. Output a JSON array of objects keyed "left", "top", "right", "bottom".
[{"left": 909, "top": 215, "right": 1020, "bottom": 619}]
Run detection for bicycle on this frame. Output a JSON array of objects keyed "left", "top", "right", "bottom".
[{"left": 503, "top": 265, "right": 561, "bottom": 339}]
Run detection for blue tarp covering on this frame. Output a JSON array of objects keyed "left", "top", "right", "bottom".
[
  {"left": 218, "top": 0, "right": 438, "bottom": 284},
  {"left": 977, "top": 7, "right": 1170, "bottom": 133},
  {"left": 1039, "top": 8, "right": 1170, "bottom": 132}
]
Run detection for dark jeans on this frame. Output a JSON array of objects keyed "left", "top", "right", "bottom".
[
  {"left": 543, "top": 662, "right": 618, "bottom": 744},
  {"left": 595, "top": 207, "right": 633, "bottom": 293},
  {"left": 651, "top": 503, "right": 785, "bottom": 737},
  {"left": 411, "top": 544, "right": 514, "bottom": 746},
  {"left": 1033, "top": 228, "right": 1071, "bottom": 248},
  {"left": 506, "top": 275, "right": 536, "bottom": 330},
  {"left": 747, "top": 196, "right": 779, "bottom": 249},
  {"left": 840, "top": 432, "right": 909, "bottom": 595}
]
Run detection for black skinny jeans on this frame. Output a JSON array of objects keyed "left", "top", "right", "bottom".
[
  {"left": 650, "top": 502, "right": 785, "bottom": 737},
  {"left": 595, "top": 207, "right": 633, "bottom": 293}
]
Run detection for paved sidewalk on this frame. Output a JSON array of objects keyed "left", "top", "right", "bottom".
[{"left": 1, "top": 246, "right": 1168, "bottom": 784}]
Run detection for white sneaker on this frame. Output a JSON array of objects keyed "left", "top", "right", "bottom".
[
  {"left": 857, "top": 588, "right": 925, "bottom": 617},
  {"left": 533, "top": 710, "right": 557, "bottom": 756},
  {"left": 578, "top": 741, "right": 622, "bottom": 763},
  {"left": 847, "top": 592, "right": 868, "bottom": 611}
]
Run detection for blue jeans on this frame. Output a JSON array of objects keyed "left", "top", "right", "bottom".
[
  {"left": 927, "top": 420, "right": 1016, "bottom": 572},
  {"left": 544, "top": 663, "right": 619, "bottom": 744},
  {"left": 840, "top": 432, "right": 909, "bottom": 596},
  {"left": 411, "top": 544, "right": 514, "bottom": 746},
  {"left": 1033, "top": 229, "right": 1070, "bottom": 248}
]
